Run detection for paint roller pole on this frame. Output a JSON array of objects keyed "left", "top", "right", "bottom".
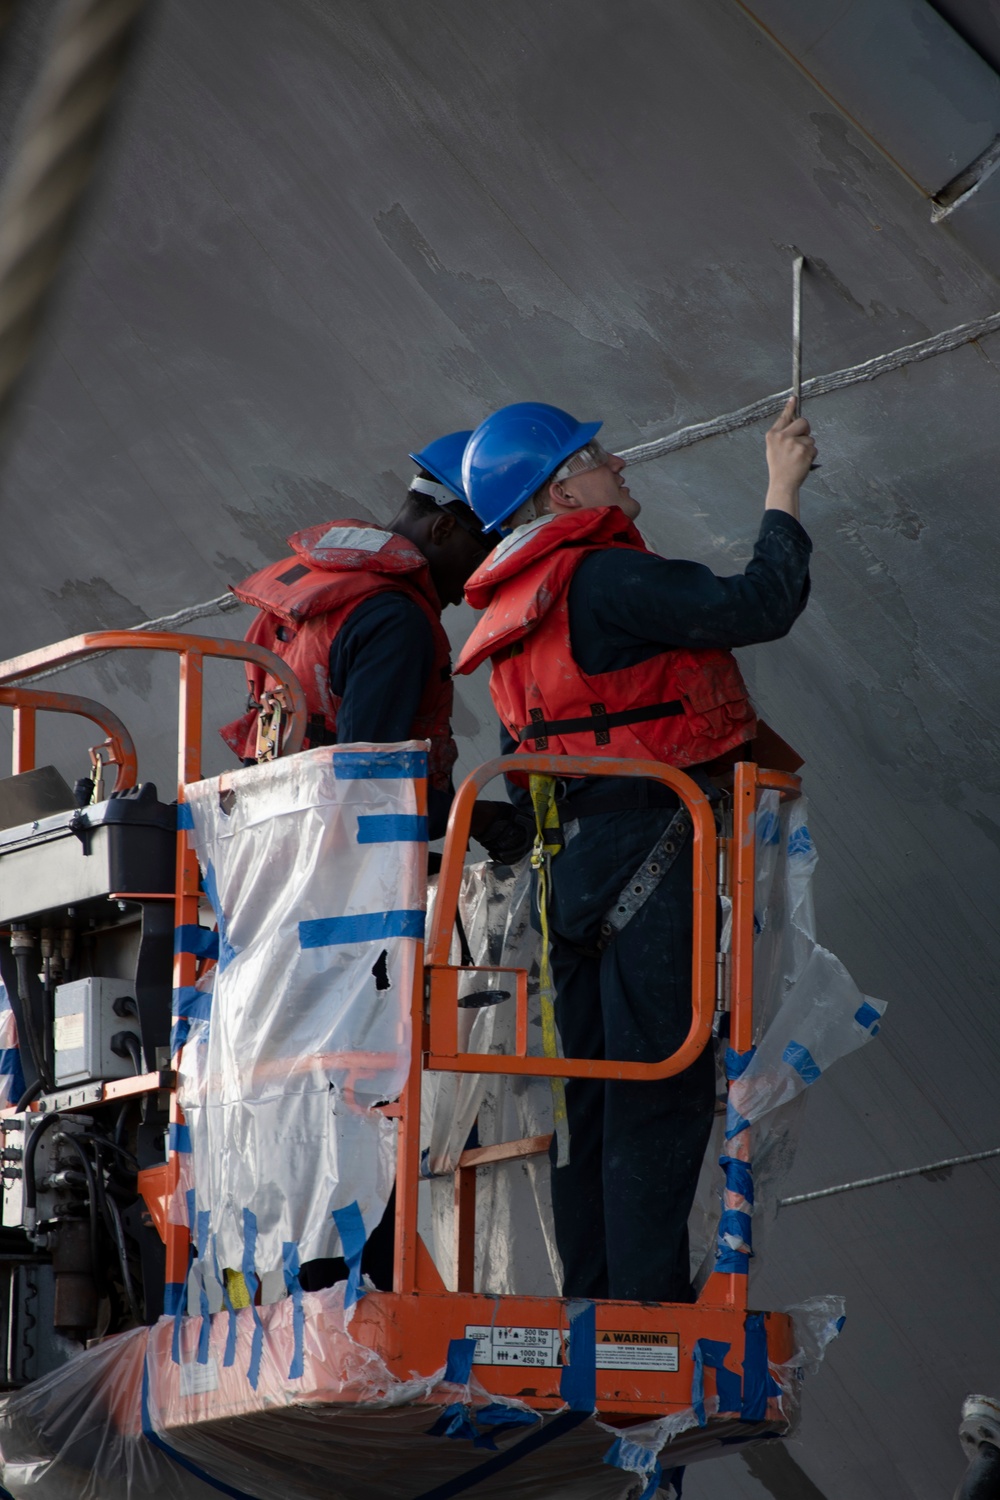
[
  {"left": 791, "top": 251, "right": 819, "bottom": 471},
  {"left": 792, "top": 253, "right": 804, "bottom": 417}
]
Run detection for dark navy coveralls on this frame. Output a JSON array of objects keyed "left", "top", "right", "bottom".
[{"left": 504, "top": 510, "right": 812, "bottom": 1303}]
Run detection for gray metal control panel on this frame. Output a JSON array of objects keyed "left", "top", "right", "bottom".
[{"left": 54, "top": 977, "right": 143, "bottom": 1085}]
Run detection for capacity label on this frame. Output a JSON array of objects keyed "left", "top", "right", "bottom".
[
  {"left": 597, "top": 1330, "right": 679, "bottom": 1372},
  {"left": 465, "top": 1325, "right": 680, "bottom": 1372},
  {"left": 466, "top": 1325, "right": 559, "bottom": 1367}
]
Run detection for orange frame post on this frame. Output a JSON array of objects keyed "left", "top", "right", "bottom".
[{"left": 0, "top": 685, "right": 139, "bottom": 789}]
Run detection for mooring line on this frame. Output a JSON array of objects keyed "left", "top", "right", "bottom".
[
  {"left": 621, "top": 308, "right": 1000, "bottom": 466},
  {"left": 18, "top": 304, "right": 1000, "bottom": 680}
]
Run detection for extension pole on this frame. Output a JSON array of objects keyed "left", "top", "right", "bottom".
[{"left": 791, "top": 253, "right": 804, "bottom": 416}]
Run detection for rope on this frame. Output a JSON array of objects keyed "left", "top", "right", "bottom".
[
  {"left": 621, "top": 309, "right": 1000, "bottom": 467},
  {"left": 10, "top": 591, "right": 243, "bottom": 685},
  {"left": 778, "top": 1145, "right": 1000, "bottom": 1208},
  {"left": 529, "top": 774, "right": 569, "bottom": 1168},
  {"left": 0, "top": 0, "right": 149, "bottom": 421}
]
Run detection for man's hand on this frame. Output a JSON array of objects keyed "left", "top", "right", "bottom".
[
  {"left": 470, "top": 801, "right": 535, "bottom": 865},
  {"left": 765, "top": 397, "right": 818, "bottom": 518}
]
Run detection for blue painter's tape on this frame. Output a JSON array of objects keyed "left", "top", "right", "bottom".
[
  {"left": 202, "top": 863, "right": 238, "bottom": 972},
  {"left": 196, "top": 1210, "right": 212, "bottom": 1366},
  {"left": 560, "top": 1301, "right": 596, "bottom": 1413},
  {"left": 854, "top": 1001, "right": 880, "bottom": 1030},
  {"left": 300, "top": 909, "right": 425, "bottom": 947},
  {"left": 725, "top": 1099, "right": 751, "bottom": 1140},
  {"left": 211, "top": 1237, "right": 238, "bottom": 1371},
  {"left": 356, "top": 814, "right": 428, "bottom": 844},
  {"left": 719, "top": 1209, "right": 752, "bottom": 1249},
  {"left": 172, "top": 986, "right": 212, "bottom": 1021},
  {"left": 782, "top": 1041, "right": 821, "bottom": 1085},
  {"left": 714, "top": 1243, "right": 750, "bottom": 1274},
  {"left": 470, "top": 1405, "right": 539, "bottom": 1451},
  {"left": 282, "top": 1242, "right": 305, "bottom": 1381},
  {"left": 475, "top": 1403, "right": 538, "bottom": 1430},
  {"left": 176, "top": 803, "right": 195, "bottom": 830},
  {"left": 741, "top": 1312, "right": 769, "bottom": 1422},
  {"left": 719, "top": 1155, "right": 754, "bottom": 1205},
  {"left": 171, "top": 1292, "right": 184, "bottom": 1366},
  {"left": 333, "top": 749, "right": 427, "bottom": 779},
  {"left": 242, "top": 1209, "right": 263, "bottom": 1392},
  {"left": 756, "top": 807, "right": 780, "bottom": 847},
  {"left": 692, "top": 1339, "right": 741, "bottom": 1425},
  {"left": 170, "top": 1017, "right": 191, "bottom": 1054},
  {"left": 444, "top": 1337, "right": 476, "bottom": 1386},
  {"left": 163, "top": 1282, "right": 185, "bottom": 1317},
  {"left": 332, "top": 1200, "right": 367, "bottom": 1310},
  {"left": 224, "top": 1305, "right": 239, "bottom": 1369},
  {"left": 788, "top": 825, "right": 814, "bottom": 857},
  {"left": 168, "top": 1122, "right": 192, "bottom": 1155},
  {"left": 175, "top": 924, "right": 220, "bottom": 959},
  {"left": 410, "top": 1408, "right": 590, "bottom": 1500},
  {"left": 426, "top": 1403, "right": 480, "bottom": 1443},
  {"left": 141, "top": 1358, "right": 263, "bottom": 1499},
  {"left": 724, "top": 1046, "right": 755, "bottom": 1081},
  {"left": 603, "top": 1437, "right": 663, "bottom": 1500},
  {"left": 0, "top": 1046, "right": 25, "bottom": 1105}
]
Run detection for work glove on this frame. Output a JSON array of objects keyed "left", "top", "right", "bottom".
[{"left": 471, "top": 801, "right": 535, "bottom": 865}]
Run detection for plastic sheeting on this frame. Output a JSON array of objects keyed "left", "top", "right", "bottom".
[
  {"left": 0, "top": 1278, "right": 811, "bottom": 1499},
  {"left": 0, "top": 779, "right": 862, "bottom": 1498},
  {"left": 420, "top": 861, "right": 563, "bottom": 1297},
  {"left": 0, "top": 979, "right": 24, "bottom": 1109},
  {"left": 420, "top": 792, "right": 884, "bottom": 1297},
  {"left": 177, "top": 743, "right": 427, "bottom": 1275}
]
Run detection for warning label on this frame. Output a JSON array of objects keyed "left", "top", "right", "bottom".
[
  {"left": 596, "top": 1331, "right": 679, "bottom": 1373},
  {"left": 179, "top": 1356, "right": 219, "bottom": 1397},
  {"left": 466, "top": 1325, "right": 559, "bottom": 1367},
  {"left": 465, "top": 1326, "right": 680, "bottom": 1373}
]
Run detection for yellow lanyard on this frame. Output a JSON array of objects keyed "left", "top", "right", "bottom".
[{"left": 529, "top": 775, "right": 570, "bottom": 1168}]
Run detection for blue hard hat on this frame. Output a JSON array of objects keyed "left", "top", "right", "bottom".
[
  {"left": 408, "top": 430, "right": 474, "bottom": 501},
  {"left": 462, "top": 403, "right": 602, "bottom": 531}
]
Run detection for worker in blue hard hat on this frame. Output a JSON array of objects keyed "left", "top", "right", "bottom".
[
  {"left": 225, "top": 427, "right": 533, "bottom": 851},
  {"left": 456, "top": 397, "right": 815, "bottom": 1303},
  {"left": 223, "top": 428, "right": 534, "bottom": 1293}
]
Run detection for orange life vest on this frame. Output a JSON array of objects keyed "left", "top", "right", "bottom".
[
  {"left": 220, "top": 520, "right": 457, "bottom": 790},
  {"left": 455, "top": 507, "right": 757, "bottom": 769}
]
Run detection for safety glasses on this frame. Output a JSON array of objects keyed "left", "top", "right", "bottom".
[{"left": 552, "top": 440, "right": 614, "bottom": 483}]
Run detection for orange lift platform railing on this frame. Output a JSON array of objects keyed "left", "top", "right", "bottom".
[
  {"left": 350, "top": 752, "right": 802, "bottom": 1436},
  {"left": 0, "top": 630, "right": 802, "bottom": 1469}
]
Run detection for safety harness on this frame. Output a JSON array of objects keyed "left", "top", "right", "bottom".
[{"left": 529, "top": 773, "right": 696, "bottom": 1169}]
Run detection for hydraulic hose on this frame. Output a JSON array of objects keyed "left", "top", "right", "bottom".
[
  {"left": 22, "top": 1111, "right": 63, "bottom": 1228},
  {"left": 104, "top": 1189, "right": 139, "bottom": 1322},
  {"left": 11, "top": 934, "right": 51, "bottom": 1093},
  {"left": 14, "top": 1077, "right": 43, "bottom": 1111}
]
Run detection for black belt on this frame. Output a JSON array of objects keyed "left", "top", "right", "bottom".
[
  {"left": 559, "top": 785, "right": 679, "bottom": 817},
  {"left": 518, "top": 699, "right": 683, "bottom": 749}
]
